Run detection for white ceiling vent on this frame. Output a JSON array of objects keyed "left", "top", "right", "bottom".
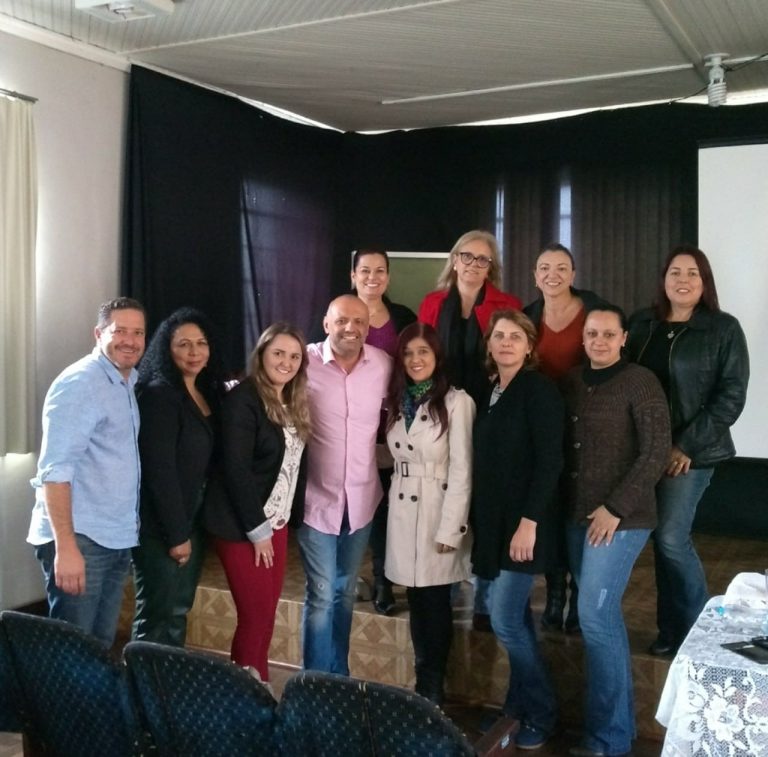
[{"left": 74, "top": 0, "right": 174, "bottom": 23}]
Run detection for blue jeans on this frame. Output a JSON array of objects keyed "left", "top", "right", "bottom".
[
  {"left": 653, "top": 468, "right": 713, "bottom": 645},
  {"left": 296, "top": 520, "right": 372, "bottom": 674},
  {"left": 489, "top": 570, "right": 557, "bottom": 733},
  {"left": 35, "top": 534, "right": 132, "bottom": 647},
  {"left": 567, "top": 525, "right": 650, "bottom": 756}
]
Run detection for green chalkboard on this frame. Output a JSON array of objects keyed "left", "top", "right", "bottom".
[{"left": 386, "top": 252, "right": 450, "bottom": 313}]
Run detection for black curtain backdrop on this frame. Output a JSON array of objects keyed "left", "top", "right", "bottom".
[{"left": 123, "top": 66, "right": 768, "bottom": 370}]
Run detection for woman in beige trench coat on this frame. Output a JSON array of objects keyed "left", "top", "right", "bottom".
[{"left": 384, "top": 322, "right": 475, "bottom": 705}]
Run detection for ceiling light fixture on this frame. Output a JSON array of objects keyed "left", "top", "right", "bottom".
[
  {"left": 705, "top": 53, "right": 728, "bottom": 107},
  {"left": 74, "top": 0, "right": 174, "bottom": 23}
]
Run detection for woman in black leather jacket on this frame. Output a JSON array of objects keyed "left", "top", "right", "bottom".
[{"left": 627, "top": 244, "right": 749, "bottom": 656}]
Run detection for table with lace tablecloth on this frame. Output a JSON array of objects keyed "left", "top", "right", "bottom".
[{"left": 656, "top": 596, "right": 768, "bottom": 756}]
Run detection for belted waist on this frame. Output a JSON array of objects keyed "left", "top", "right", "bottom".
[{"left": 393, "top": 461, "right": 448, "bottom": 479}]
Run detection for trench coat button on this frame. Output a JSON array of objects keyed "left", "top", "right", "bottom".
[
  {"left": 573, "top": 442, "right": 581, "bottom": 449},
  {"left": 407, "top": 444, "right": 414, "bottom": 451},
  {"left": 394, "top": 442, "right": 401, "bottom": 448},
  {"left": 442, "top": 483, "right": 448, "bottom": 491},
  {"left": 420, "top": 414, "right": 428, "bottom": 421},
  {"left": 460, "top": 525, "right": 467, "bottom": 533},
  {"left": 570, "top": 471, "right": 578, "bottom": 479},
  {"left": 571, "top": 415, "right": 579, "bottom": 422},
  {"left": 410, "top": 495, "right": 418, "bottom": 502},
  {"left": 398, "top": 493, "right": 404, "bottom": 500}
]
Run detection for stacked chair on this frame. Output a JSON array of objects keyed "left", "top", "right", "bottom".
[
  {"left": 123, "top": 641, "right": 279, "bottom": 756},
  {"left": 277, "top": 670, "right": 475, "bottom": 756},
  {"left": 0, "top": 610, "right": 142, "bottom": 756}
]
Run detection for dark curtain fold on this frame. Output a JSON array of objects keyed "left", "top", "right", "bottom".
[
  {"left": 570, "top": 160, "right": 687, "bottom": 314},
  {"left": 499, "top": 167, "right": 560, "bottom": 305},
  {"left": 122, "top": 66, "right": 768, "bottom": 368},
  {"left": 123, "top": 67, "right": 341, "bottom": 371}
]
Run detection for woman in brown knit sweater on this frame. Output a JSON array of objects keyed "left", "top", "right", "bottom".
[{"left": 562, "top": 305, "right": 670, "bottom": 757}]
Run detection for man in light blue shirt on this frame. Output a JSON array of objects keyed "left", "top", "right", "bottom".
[{"left": 28, "top": 297, "right": 146, "bottom": 645}]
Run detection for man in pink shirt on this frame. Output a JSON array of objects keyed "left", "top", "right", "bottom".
[{"left": 298, "top": 295, "right": 392, "bottom": 674}]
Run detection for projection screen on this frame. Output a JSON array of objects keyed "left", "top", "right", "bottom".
[{"left": 698, "top": 141, "right": 768, "bottom": 459}]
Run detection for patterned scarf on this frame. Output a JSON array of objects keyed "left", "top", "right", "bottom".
[{"left": 402, "top": 379, "right": 433, "bottom": 431}]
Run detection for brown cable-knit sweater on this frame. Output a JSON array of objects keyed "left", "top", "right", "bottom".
[{"left": 562, "top": 362, "right": 671, "bottom": 530}]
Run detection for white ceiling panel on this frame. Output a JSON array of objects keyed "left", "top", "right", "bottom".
[{"left": 1, "top": 0, "right": 767, "bottom": 130}]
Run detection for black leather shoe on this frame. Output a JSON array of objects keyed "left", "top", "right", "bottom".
[
  {"left": 648, "top": 637, "right": 678, "bottom": 657},
  {"left": 373, "top": 581, "right": 396, "bottom": 615},
  {"left": 540, "top": 573, "right": 566, "bottom": 631}
]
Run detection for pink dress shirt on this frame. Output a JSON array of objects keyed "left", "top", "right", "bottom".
[{"left": 304, "top": 339, "right": 392, "bottom": 535}]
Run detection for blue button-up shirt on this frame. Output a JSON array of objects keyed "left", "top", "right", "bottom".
[{"left": 28, "top": 348, "right": 141, "bottom": 549}]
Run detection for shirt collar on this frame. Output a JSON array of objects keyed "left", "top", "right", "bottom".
[{"left": 321, "top": 337, "right": 369, "bottom": 366}]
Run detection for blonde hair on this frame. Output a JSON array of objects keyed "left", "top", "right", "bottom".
[
  {"left": 483, "top": 309, "right": 540, "bottom": 374},
  {"left": 435, "top": 230, "right": 503, "bottom": 290},
  {"left": 249, "top": 322, "right": 311, "bottom": 441}
]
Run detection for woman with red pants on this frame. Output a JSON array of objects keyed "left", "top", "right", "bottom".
[{"left": 204, "top": 322, "right": 310, "bottom": 682}]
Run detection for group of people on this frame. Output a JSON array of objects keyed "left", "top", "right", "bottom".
[{"left": 28, "top": 229, "right": 748, "bottom": 757}]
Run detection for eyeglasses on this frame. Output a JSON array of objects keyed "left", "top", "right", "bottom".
[{"left": 457, "top": 251, "right": 491, "bottom": 268}]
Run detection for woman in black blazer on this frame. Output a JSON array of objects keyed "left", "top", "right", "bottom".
[
  {"left": 204, "top": 322, "right": 310, "bottom": 682},
  {"left": 132, "top": 307, "right": 224, "bottom": 646},
  {"left": 470, "top": 309, "right": 564, "bottom": 751}
]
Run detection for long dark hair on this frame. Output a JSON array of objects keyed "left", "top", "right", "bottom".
[
  {"left": 385, "top": 323, "right": 450, "bottom": 437},
  {"left": 138, "top": 307, "right": 224, "bottom": 402},
  {"left": 654, "top": 244, "right": 720, "bottom": 319}
]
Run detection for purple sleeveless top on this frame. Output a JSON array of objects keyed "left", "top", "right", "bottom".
[{"left": 366, "top": 319, "right": 399, "bottom": 357}]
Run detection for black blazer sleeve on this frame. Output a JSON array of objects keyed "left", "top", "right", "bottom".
[{"left": 219, "top": 382, "right": 283, "bottom": 534}]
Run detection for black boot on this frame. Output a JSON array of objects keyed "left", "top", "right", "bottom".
[
  {"left": 415, "top": 670, "right": 444, "bottom": 706},
  {"left": 564, "top": 580, "right": 580, "bottom": 634},
  {"left": 540, "top": 571, "right": 566, "bottom": 631},
  {"left": 373, "top": 578, "right": 396, "bottom": 615}
]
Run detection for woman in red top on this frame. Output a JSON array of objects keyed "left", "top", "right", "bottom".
[
  {"left": 418, "top": 230, "right": 522, "bottom": 405},
  {"left": 523, "top": 243, "right": 608, "bottom": 635}
]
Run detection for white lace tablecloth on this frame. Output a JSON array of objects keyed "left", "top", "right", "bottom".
[{"left": 656, "top": 596, "right": 768, "bottom": 756}]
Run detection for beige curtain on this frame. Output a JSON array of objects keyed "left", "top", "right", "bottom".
[{"left": 0, "top": 96, "right": 37, "bottom": 455}]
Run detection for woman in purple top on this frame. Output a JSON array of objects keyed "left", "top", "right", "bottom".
[{"left": 351, "top": 249, "right": 416, "bottom": 614}]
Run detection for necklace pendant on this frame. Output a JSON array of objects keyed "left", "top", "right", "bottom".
[{"left": 667, "top": 329, "right": 675, "bottom": 339}]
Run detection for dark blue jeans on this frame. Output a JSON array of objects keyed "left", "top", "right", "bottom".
[
  {"left": 35, "top": 534, "right": 131, "bottom": 646},
  {"left": 296, "top": 520, "right": 373, "bottom": 674},
  {"left": 568, "top": 525, "right": 650, "bottom": 756},
  {"left": 653, "top": 468, "right": 714, "bottom": 644},
  {"left": 489, "top": 570, "right": 557, "bottom": 734}
]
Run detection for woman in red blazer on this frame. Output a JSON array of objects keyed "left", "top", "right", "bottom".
[{"left": 418, "top": 230, "right": 522, "bottom": 405}]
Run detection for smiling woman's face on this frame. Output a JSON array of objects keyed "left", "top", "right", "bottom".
[{"left": 664, "top": 254, "right": 703, "bottom": 313}]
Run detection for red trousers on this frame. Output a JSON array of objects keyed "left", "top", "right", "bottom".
[{"left": 213, "top": 527, "right": 288, "bottom": 681}]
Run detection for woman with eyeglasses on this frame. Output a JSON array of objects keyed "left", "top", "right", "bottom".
[{"left": 418, "top": 230, "right": 522, "bottom": 406}]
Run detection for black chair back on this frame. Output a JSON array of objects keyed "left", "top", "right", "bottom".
[
  {"left": 277, "top": 670, "right": 475, "bottom": 756},
  {"left": 0, "top": 610, "right": 141, "bottom": 757},
  {"left": 0, "top": 617, "right": 23, "bottom": 733},
  {"left": 124, "top": 640, "right": 279, "bottom": 756}
]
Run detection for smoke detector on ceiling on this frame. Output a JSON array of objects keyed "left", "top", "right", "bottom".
[{"left": 74, "top": 0, "right": 174, "bottom": 22}]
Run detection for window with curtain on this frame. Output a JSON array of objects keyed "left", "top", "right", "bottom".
[{"left": 0, "top": 95, "right": 37, "bottom": 455}]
